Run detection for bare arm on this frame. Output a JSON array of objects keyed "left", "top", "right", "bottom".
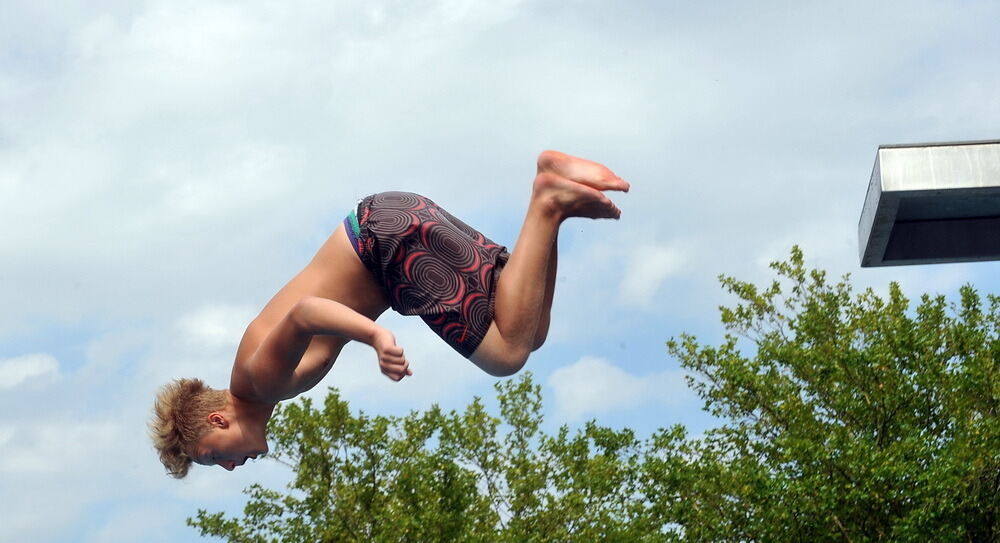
[{"left": 245, "top": 296, "right": 411, "bottom": 400}]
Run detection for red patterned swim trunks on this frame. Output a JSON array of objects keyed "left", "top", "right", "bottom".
[{"left": 344, "top": 192, "right": 510, "bottom": 358}]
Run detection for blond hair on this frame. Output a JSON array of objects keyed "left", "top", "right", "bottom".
[{"left": 149, "top": 378, "right": 228, "bottom": 478}]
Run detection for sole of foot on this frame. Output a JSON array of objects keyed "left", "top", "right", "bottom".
[{"left": 533, "top": 172, "right": 621, "bottom": 220}]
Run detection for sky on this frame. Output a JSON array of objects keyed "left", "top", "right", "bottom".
[{"left": 2, "top": 0, "right": 999, "bottom": 541}]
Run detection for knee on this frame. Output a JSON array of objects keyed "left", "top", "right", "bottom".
[{"left": 483, "top": 347, "right": 530, "bottom": 377}]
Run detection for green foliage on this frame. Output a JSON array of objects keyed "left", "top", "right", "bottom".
[
  {"left": 189, "top": 375, "right": 668, "bottom": 542},
  {"left": 190, "top": 247, "right": 1000, "bottom": 542},
  {"left": 667, "top": 246, "right": 1000, "bottom": 542}
]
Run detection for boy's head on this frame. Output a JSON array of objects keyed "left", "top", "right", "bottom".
[{"left": 149, "top": 378, "right": 229, "bottom": 478}]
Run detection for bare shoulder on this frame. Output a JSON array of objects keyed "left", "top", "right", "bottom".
[{"left": 229, "top": 320, "right": 269, "bottom": 400}]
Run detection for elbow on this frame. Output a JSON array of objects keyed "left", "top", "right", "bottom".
[
  {"left": 289, "top": 297, "right": 321, "bottom": 331},
  {"left": 294, "top": 296, "right": 322, "bottom": 309}
]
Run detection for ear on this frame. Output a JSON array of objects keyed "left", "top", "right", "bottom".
[{"left": 208, "top": 412, "right": 229, "bottom": 429}]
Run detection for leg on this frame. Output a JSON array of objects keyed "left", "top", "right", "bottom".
[
  {"left": 470, "top": 151, "right": 629, "bottom": 376},
  {"left": 531, "top": 231, "right": 557, "bottom": 351}
]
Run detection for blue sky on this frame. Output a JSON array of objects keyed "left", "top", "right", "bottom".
[{"left": 2, "top": 1, "right": 1000, "bottom": 541}]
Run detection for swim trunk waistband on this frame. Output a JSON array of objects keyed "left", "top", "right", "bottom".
[{"left": 344, "top": 208, "right": 363, "bottom": 256}]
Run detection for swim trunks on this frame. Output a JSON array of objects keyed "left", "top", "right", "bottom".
[{"left": 344, "top": 192, "right": 510, "bottom": 358}]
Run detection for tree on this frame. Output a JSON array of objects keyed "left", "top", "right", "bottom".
[
  {"left": 189, "top": 375, "right": 668, "bottom": 542},
  {"left": 662, "top": 246, "right": 1000, "bottom": 541},
  {"left": 190, "top": 247, "right": 1000, "bottom": 542}
]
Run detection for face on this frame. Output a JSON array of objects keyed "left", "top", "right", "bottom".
[{"left": 191, "top": 413, "right": 267, "bottom": 471}]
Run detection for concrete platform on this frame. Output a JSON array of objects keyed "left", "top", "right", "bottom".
[{"left": 858, "top": 140, "right": 1000, "bottom": 267}]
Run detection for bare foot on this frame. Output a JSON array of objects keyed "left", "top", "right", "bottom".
[
  {"left": 532, "top": 172, "right": 621, "bottom": 220},
  {"left": 537, "top": 150, "right": 630, "bottom": 193}
]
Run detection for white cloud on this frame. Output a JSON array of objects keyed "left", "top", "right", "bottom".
[
  {"left": 132, "top": 306, "right": 256, "bottom": 394},
  {"left": 175, "top": 304, "right": 255, "bottom": 350},
  {"left": 0, "top": 419, "right": 130, "bottom": 543},
  {"left": 548, "top": 356, "right": 693, "bottom": 422},
  {"left": 620, "top": 242, "right": 687, "bottom": 305},
  {"left": 0, "top": 353, "right": 59, "bottom": 389},
  {"left": 0, "top": 420, "right": 123, "bottom": 475}
]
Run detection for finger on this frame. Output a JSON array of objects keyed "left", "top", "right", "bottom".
[
  {"left": 381, "top": 360, "right": 403, "bottom": 371},
  {"left": 383, "top": 356, "right": 406, "bottom": 368}
]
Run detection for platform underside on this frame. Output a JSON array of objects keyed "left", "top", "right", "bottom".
[{"left": 858, "top": 140, "right": 1000, "bottom": 267}]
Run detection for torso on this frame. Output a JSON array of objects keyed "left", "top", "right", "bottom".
[{"left": 229, "top": 225, "right": 389, "bottom": 398}]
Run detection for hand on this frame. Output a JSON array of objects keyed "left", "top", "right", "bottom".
[{"left": 372, "top": 326, "right": 412, "bottom": 381}]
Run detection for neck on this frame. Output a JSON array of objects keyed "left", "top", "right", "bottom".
[{"left": 226, "top": 390, "right": 275, "bottom": 449}]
